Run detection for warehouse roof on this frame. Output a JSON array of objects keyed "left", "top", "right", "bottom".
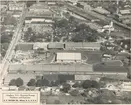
[
  {"left": 56, "top": 52, "right": 81, "bottom": 61},
  {"left": 29, "top": 3, "right": 49, "bottom": 10},
  {"left": 120, "top": 10, "right": 131, "bottom": 15},
  {"left": 65, "top": 42, "right": 101, "bottom": 49},
  {"left": 16, "top": 43, "right": 33, "bottom": 51},
  {"left": 93, "top": 62, "right": 127, "bottom": 73},
  {"left": 48, "top": 43, "right": 64, "bottom": 49},
  {"left": 94, "top": 7, "right": 110, "bottom": 15},
  {"left": 8, "top": 64, "right": 93, "bottom": 72},
  {"left": 33, "top": 42, "right": 48, "bottom": 50}
]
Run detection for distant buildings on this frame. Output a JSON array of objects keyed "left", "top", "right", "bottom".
[
  {"left": 120, "top": 10, "right": 131, "bottom": 15},
  {"left": 16, "top": 42, "right": 101, "bottom": 51},
  {"left": 8, "top": 3, "right": 25, "bottom": 11},
  {"left": 116, "top": 9, "right": 131, "bottom": 25},
  {"left": 27, "top": 3, "right": 54, "bottom": 19},
  {"left": 93, "top": 7, "right": 110, "bottom": 15},
  {"left": 0, "top": 4, "right": 7, "bottom": 12}
]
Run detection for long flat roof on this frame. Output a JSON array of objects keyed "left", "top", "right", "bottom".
[
  {"left": 9, "top": 64, "right": 93, "bottom": 72},
  {"left": 57, "top": 52, "right": 81, "bottom": 61},
  {"left": 65, "top": 42, "right": 101, "bottom": 48},
  {"left": 93, "top": 63, "right": 127, "bottom": 73}
]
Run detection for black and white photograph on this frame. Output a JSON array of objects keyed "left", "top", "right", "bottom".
[{"left": 0, "top": 0, "right": 131, "bottom": 105}]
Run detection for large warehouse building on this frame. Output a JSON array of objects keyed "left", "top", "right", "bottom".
[{"left": 56, "top": 52, "right": 82, "bottom": 63}]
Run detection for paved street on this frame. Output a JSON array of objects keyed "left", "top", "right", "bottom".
[{"left": 0, "top": 7, "right": 28, "bottom": 88}]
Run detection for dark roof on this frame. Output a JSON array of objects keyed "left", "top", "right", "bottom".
[
  {"left": 48, "top": 43, "right": 64, "bottom": 49},
  {"left": 93, "top": 63, "right": 127, "bottom": 73},
  {"left": 9, "top": 64, "right": 93, "bottom": 72},
  {"left": 16, "top": 43, "right": 33, "bottom": 51},
  {"left": 102, "top": 60, "right": 123, "bottom": 66},
  {"left": 65, "top": 42, "right": 101, "bottom": 49}
]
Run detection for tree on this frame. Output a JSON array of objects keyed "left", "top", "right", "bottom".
[
  {"left": 94, "top": 89, "right": 116, "bottom": 104},
  {"left": 82, "top": 80, "right": 100, "bottom": 89},
  {"left": 69, "top": 89, "right": 79, "bottom": 96},
  {"left": 53, "top": 18, "right": 68, "bottom": 28},
  {"left": 72, "top": 24, "right": 99, "bottom": 42},
  {"left": 127, "top": 66, "right": 131, "bottom": 79},
  {"left": 54, "top": 100, "right": 60, "bottom": 104},
  {"left": 27, "top": 79, "right": 36, "bottom": 86},
  {"left": 3, "top": 14, "right": 17, "bottom": 26},
  {"left": 50, "top": 80, "right": 59, "bottom": 87},
  {"left": 60, "top": 83, "right": 71, "bottom": 93},
  {"left": 1, "top": 35, "right": 11, "bottom": 43},
  {"left": 72, "top": 82, "right": 82, "bottom": 88},
  {"left": 9, "top": 79, "right": 16, "bottom": 86},
  {"left": 36, "top": 79, "right": 42, "bottom": 87},
  {"left": 42, "top": 78, "right": 49, "bottom": 86},
  {"left": 26, "top": 1, "right": 35, "bottom": 7},
  {"left": 24, "top": 27, "right": 36, "bottom": 42},
  {"left": 9, "top": 78, "right": 23, "bottom": 87},
  {"left": 36, "top": 79, "right": 49, "bottom": 87},
  {"left": 15, "top": 78, "right": 23, "bottom": 87}
]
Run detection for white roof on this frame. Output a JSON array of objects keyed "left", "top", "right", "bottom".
[
  {"left": 57, "top": 52, "right": 81, "bottom": 61},
  {"left": 94, "top": 7, "right": 110, "bottom": 14},
  {"left": 33, "top": 42, "right": 48, "bottom": 50},
  {"left": 120, "top": 10, "right": 131, "bottom": 15}
]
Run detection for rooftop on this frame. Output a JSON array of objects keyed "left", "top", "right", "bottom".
[
  {"left": 8, "top": 64, "right": 93, "bottom": 72},
  {"left": 93, "top": 62, "right": 127, "bottom": 73},
  {"left": 48, "top": 43, "right": 64, "bottom": 49},
  {"left": 120, "top": 9, "right": 131, "bottom": 15},
  {"left": 29, "top": 3, "right": 49, "bottom": 10},
  {"left": 65, "top": 42, "right": 101, "bottom": 49},
  {"left": 93, "top": 7, "right": 110, "bottom": 14},
  {"left": 56, "top": 52, "right": 82, "bottom": 61},
  {"left": 16, "top": 43, "right": 33, "bottom": 51}
]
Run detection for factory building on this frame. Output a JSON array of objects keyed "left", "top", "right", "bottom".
[{"left": 56, "top": 52, "right": 82, "bottom": 63}]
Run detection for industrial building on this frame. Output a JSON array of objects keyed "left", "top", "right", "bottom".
[
  {"left": 65, "top": 42, "right": 101, "bottom": 50},
  {"left": 47, "top": 43, "right": 65, "bottom": 50},
  {"left": 56, "top": 52, "right": 82, "bottom": 63}
]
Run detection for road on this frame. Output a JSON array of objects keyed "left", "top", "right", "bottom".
[{"left": 0, "top": 7, "right": 27, "bottom": 88}]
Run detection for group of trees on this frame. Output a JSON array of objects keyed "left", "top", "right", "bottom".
[
  {"left": 24, "top": 27, "right": 52, "bottom": 42},
  {"left": 72, "top": 24, "right": 99, "bottom": 42},
  {"left": 82, "top": 80, "right": 100, "bottom": 89},
  {"left": 2, "top": 14, "right": 17, "bottom": 26},
  {"left": 9, "top": 78, "right": 23, "bottom": 87},
  {"left": 24, "top": 27, "right": 36, "bottom": 42},
  {"left": 53, "top": 16, "right": 99, "bottom": 42},
  {"left": 60, "top": 80, "right": 100, "bottom": 94},
  {"left": 1, "top": 30, "right": 13, "bottom": 57},
  {"left": 27, "top": 78, "right": 61, "bottom": 87},
  {"left": 9, "top": 77, "right": 100, "bottom": 89}
]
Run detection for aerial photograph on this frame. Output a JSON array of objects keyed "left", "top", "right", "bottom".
[{"left": 0, "top": 0, "right": 131, "bottom": 104}]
